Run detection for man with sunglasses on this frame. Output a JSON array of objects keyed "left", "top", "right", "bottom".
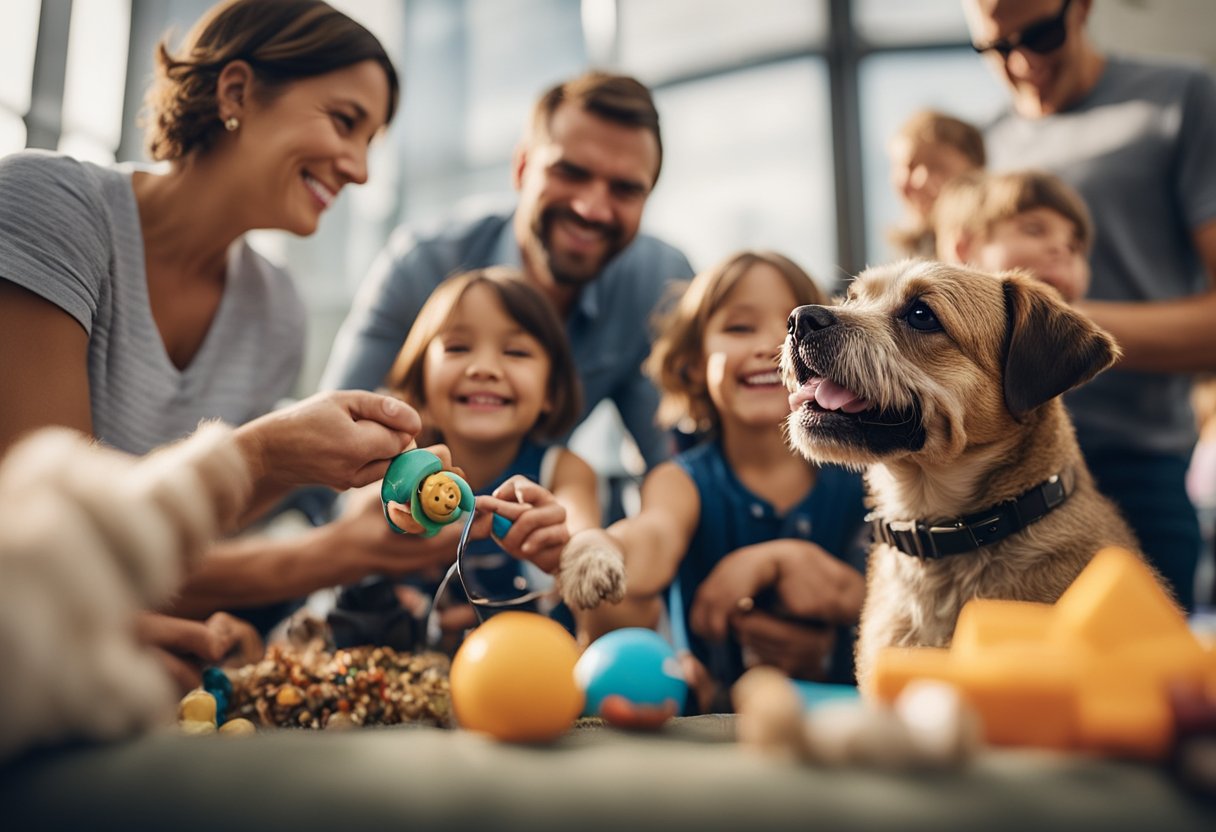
[{"left": 965, "top": 0, "right": 1216, "bottom": 610}]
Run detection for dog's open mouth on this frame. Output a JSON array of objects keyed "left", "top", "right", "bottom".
[
  {"left": 786, "top": 349, "right": 926, "bottom": 455},
  {"left": 788, "top": 374, "right": 918, "bottom": 430},
  {"left": 789, "top": 377, "right": 872, "bottom": 415}
]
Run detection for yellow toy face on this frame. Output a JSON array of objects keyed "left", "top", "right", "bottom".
[{"left": 419, "top": 473, "right": 462, "bottom": 522}]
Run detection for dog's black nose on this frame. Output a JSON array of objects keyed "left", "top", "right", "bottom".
[{"left": 789, "top": 305, "right": 837, "bottom": 341}]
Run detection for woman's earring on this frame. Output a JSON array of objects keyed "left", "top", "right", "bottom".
[{"left": 224, "top": 117, "right": 240, "bottom": 132}]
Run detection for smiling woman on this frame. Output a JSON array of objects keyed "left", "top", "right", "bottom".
[
  {"left": 142, "top": 0, "right": 397, "bottom": 236},
  {"left": 0, "top": 0, "right": 399, "bottom": 455},
  {"left": 0, "top": 1, "right": 437, "bottom": 653}
]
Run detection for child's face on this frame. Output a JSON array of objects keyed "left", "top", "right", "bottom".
[
  {"left": 699, "top": 263, "right": 801, "bottom": 432},
  {"left": 422, "top": 283, "right": 552, "bottom": 448},
  {"left": 974, "top": 207, "right": 1090, "bottom": 302},
  {"left": 889, "top": 136, "right": 977, "bottom": 221}
]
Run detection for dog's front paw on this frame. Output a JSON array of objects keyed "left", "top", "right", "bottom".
[{"left": 558, "top": 529, "right": 626, "bottom": 610}]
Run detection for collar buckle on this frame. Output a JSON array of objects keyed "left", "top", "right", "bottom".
[{"left": 1041, "top": 474, "right": 1066, "bottom": 510}]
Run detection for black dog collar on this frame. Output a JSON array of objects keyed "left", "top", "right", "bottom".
[{"left": 868, "top": 471, "right": 1072, "bottom": 559}]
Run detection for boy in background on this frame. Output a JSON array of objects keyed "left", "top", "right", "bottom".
[{"left": 934, "top": 169, "right": 1091, "bottom": 302}]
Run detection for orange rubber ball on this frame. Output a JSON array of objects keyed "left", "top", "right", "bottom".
[{"left": 449, "top": 611, "right": 584, "bottom": 743}]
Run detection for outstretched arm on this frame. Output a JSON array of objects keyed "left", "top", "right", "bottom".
[
  {"left": 173, "top": 446, "right": 470, "bottom": 619},
  {"left": 564, "top": 462, "right": 701, "bottom": 602},
  {"left": 1077, "top": 221, "right": 1216, "bottom": 372},
  {"left": 549, "top": 448, "right": 601, "bottom": 537},
  {"left": 168, "top": 480, "right": 459, "bottom": 618}
]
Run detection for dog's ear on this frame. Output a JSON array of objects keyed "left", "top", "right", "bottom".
[{"left": 1002, "top": 274, "right": 1121, "bottom": 419}]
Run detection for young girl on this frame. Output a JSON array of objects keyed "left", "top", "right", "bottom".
[
  {"left": 886, "top": 109, "right": 986, "bottom": 258},
  {"left": 566, "top": 251, "right": 868, "bottom": 698},
  {"left": 374, "top": 267, "right": 601, "bottom": 640}
]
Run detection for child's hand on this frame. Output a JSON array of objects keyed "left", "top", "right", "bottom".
[
  {"left": 135, "top": 611, "right": 263, "bottom": 694},
  {"left": 678, "top": 651, "right": 721, "bottom": 715},
  {"left": 557, "top": 528, "right": 627, "bottom": 610},
  {"left": 474, "top": 476, "right": 570, "bottom": 572},
  {"left": 769, "top": 541, "right": 865, "bottom": 624},
  {"left": 383, "top": 499, "right": 425, "bottom": 534},
  {"left": 688, "top": 542, "right": 782, "bottom": 642},
  {"left": 733, "top": 613, "right": 837, "bottom": 682},
  {"left": 690, "top": 540, "right": 864, "bottom": 642}
]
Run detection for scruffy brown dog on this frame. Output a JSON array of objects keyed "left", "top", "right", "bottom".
[{"left": 781, "top": 259, "right": 1147, "bottom": 692}]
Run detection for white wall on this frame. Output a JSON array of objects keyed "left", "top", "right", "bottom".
[{"left": 1089, "top": 0, "right": 1216, "bottom": 67}]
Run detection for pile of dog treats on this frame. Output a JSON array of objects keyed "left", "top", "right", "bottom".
[{"left": 225, "top": 643, "right": 452, "bottom": 729}]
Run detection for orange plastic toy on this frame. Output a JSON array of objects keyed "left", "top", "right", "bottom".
[
  {"left": 872, "top": 547, "right": 1216, "bottom": 759},
  {"left": 449, "top": 611, "right": 584, "bottom": 743}
]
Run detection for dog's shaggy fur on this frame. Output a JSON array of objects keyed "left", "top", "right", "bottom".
[
  {"left": 0, "top": 424, "right": 250, "bottom": 760},
  {"left": 781, "top": 260, "right": 1148, "bottom": 691}
]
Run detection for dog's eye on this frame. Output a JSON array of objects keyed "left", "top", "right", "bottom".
[{"left": 905, "top": 300, "right": 942, "bottom": 333}]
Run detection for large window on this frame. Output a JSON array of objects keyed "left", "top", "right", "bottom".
[
  {"left": 59, "top": 0, "right": 130, "bottom": 164},
  {"left": 6, "top": 0, "right": 1208, "bottom": 394},
  {"left": 618, "top": 0, "right": 826, "bottom": 83},
  {"left": 0, "top": 0, "right": 44, "bottom": 155},
  {"left": 0, "top": 0, "right": 993, "bottom": 388},
  {"left": 615, "top": 0, "right": 833, "bottom": 282},
  {"left": 648, "top": 60, "right": 837, "bottom": 289}
]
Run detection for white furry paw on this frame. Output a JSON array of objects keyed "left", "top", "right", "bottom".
[{"left": 558, "top": 529, "right": 626, "bottom": 610}]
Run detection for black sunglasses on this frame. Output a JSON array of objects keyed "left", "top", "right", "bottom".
[{"left": 972, "top": 0, "right": 1073, "bottom": 58}]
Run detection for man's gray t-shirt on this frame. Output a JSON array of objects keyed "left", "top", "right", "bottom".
[
  {"left": 320, "top": 211, "right": 694, "bottom": 468},
  {"left": 986, "top": 56, "right": 1216, "bottom": 456},
  {"left": 0, "top": 150, "right": 305, "bottom": 455}
]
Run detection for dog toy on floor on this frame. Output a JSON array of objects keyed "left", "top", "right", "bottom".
[
  {"left": 449, "top": 611, "right": 583, "bottom": 742},
  {"left": 575, "top": 628, "right": 688, "bottom": 729},
  {"left": 732, "top": 667, "right": 982, "bottom": 768},
  {"left": 177, "top": 688, "right": 255, "bottom": 737},
  {"left": 870, "top": 546, "right": 1216, "bottom": 760},
  {"left": 380, "top": 448, "right": 510, "bottom": 539}
]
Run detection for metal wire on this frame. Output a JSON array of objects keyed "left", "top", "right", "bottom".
[{"left": 423, "top": 508, "right": 552, "bottom": 647}]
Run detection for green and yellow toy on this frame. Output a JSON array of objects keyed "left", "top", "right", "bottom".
[
  {"left": 380, "top": 449, "right": 476, "bottom": 537},
  {"left": 381, "top": 448, "right": 512, "bottom": 539}
]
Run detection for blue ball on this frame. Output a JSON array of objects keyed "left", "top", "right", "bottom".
[{"left": 575, "top": 628, "right": 687, "bottom": 717}]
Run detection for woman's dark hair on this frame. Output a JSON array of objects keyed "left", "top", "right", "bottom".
[{"left": 143, "top": 0, "right": 400, "bottom": 160}]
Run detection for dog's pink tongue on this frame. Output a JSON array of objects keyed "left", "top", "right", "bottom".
[{"left": 815, "top": 379, "right": 871, "bottom": 413}]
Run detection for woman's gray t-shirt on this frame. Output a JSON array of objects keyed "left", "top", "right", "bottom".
[{"left": 0, "top": 150, "right": 305, "bottom": 455}]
